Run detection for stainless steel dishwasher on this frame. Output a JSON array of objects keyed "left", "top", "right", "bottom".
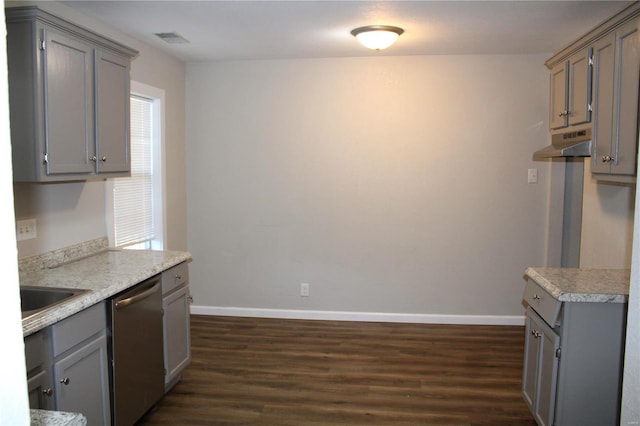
[{"left": 109, "top": 275, "right": 164, "bottom": 425}]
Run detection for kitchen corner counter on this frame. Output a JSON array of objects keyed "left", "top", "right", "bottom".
[
  {"left": 525, "top": 267, "right": 630, "bottom": 303},
  {"left": 20, "top": 248, "right": 192, "bottom": 336}
]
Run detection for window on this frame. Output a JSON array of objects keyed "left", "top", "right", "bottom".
[{"left": 107, "top": 82, "right": 165, "bottom": 250}]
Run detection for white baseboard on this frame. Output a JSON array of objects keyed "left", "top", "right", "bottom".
[{"left": 190, "top": 305, "right": 525, "bottom": 326}]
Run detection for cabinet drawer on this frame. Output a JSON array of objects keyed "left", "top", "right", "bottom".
[
  {"left": 51, "top": 302, "right": 106, "bottom": 356},
  {"left": 162, "top": 262, "right": 189, "bottom": 295},
  {"left": 523, "top": 281, "right": 562, "bottom": 327}
]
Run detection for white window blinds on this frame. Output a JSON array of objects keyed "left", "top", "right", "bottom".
[{"left": 112, "top": 95, "right": 154, "bottom": 247}]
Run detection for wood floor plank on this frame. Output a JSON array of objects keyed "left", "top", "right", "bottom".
[{"left": 138, "top": 315, "right": 536, "bottom": 425}]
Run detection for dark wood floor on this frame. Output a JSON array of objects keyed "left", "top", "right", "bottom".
[{"left": 139, "top": 315, "right": 537, "bottom": 425}]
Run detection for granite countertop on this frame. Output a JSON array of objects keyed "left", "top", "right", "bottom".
[
  {"left": 20, "top": 238, "right": 192, "bottom": 336},
  {"left": 525, "top": 267, "right": 630, "bottom": 303},
  {"left": 30, "top": 409, "right": 87, "bottom": 426}
]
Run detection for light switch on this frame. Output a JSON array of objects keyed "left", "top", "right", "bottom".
[{"left": 528, "top": 168, "right": 538, "bottom": 184}]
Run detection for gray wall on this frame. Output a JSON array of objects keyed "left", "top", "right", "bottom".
[
  {"left": 186, "top": 54, "right": 553, "bottom": 320},
  {"left": 9, "top": 0, "right": 188, "bottom": 257}
]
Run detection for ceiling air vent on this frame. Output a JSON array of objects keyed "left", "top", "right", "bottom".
[{"left": 154, "top": 32, "right": 190, "bottom": 44}]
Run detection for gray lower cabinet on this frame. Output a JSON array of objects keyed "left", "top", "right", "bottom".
[
  {"left": 161, "top": 262, "right": 192, "bottom": 391},
  {"left": 522, "top": 281, "right": 626, "bottom": 426},
  {"left": 591, "top": 17, "right": 640, "bottom": 179},
  {"left": 24, "top": 302, "right": 111, "bottom": 425},
  {"left": 5, "top": 6, "right": 137, "bottom": 182},
  {"left": 523, "top": 307, "right": 560, "bottom": 426},
  {"left": 24, "top": 331, "right": 54, "bottom": 410}
]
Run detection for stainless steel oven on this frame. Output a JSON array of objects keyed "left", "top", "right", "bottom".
[{"left": 108, "top": 275, "right": 164, "bottom": 425}]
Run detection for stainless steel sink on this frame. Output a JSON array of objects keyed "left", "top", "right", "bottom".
[{"left": 20, "top": 286, "right": 89, "bottom": 319}]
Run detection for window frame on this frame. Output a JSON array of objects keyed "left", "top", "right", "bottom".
[{"left": 106, "top": 81, "right": 166, "bottom": 250}]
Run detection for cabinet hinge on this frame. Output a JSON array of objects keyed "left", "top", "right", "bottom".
[
  {"left": 589, "top": 56, "right": 594, "bottom": 67},
  {"left": 555, "top": 348, "right": 561, "bottom": 359},
  {"left": 39, "top": 39, "right": 45, "bottom": 51},
  {"left": 588, "top": 103, "right": 593, "bottom": 112},
  {"left": 43, "top": 153, "right": 48, "bottom": 165}
]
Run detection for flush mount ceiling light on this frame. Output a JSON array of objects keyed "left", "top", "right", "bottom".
[{"left": 350, "top": 25, "right": 404, "bottom": 50}]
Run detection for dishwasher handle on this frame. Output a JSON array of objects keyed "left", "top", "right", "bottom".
[{"left": 115, "top": 281, "right": 160, "bottom": 310}]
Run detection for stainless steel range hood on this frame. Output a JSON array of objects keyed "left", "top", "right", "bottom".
[{"left": 533, "top": 128, "right": 592, "bottom": 159}]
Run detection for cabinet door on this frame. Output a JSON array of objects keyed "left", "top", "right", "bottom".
[
  {"left": 611, "top": 18, "right": 640, "bottom": 176},
  {"left": 163, "top": 285, "right": 192, "bottom": 389},
  {"left": 53, "top": 334, "right": 111, "bottom": 426},
  {"left": 567, "top": 49, "right": 592, "bottom": 126},
  {"left": 522, "top": 314, "right": 539, "bottom": 411},
  {"left": 24, "top": 329, "right": 54, "bottom": 410},
  {"left": 549, "top": 61, "right": 569, "bottom": 130},
  {"left": 522, "top": 309, "right": 560, "bottom": 426},
  {"left": 592, "top": 33, "right": 616, "bottom": 174},
  {"left": 95, "top": 49, "right": 130, "bottom": 174},
  {"left": 27, "top": 369, "right": 55, "bottom": 410},
  {"left": 42, "top": 27, "right": 94, "bottom": 176},
  {"left": 535, "top": 317, "right": 560, "bottom": 426}
]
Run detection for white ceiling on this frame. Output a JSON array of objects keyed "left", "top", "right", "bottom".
[{"left": 61, "top": 1, "right": 633, "bottom": 63}]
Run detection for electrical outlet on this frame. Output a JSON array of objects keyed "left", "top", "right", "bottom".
[
  {"left": 300, "top": 283, "right": 310, "bottom": 297},
  {"left": 16, "top": 218, "right": 37, "bottom": 241}
]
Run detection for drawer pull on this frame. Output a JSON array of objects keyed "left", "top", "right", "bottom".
[
  {"left": 176, "top": 274, "right": 182, "bottom": 280},
  {"left": 533, "top": 294, "right": 541, "bottom": 301},
  {"left": 531, "top": 330, "right": 541, "bottom": 338}
]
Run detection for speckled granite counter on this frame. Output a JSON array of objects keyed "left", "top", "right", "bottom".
[
  {"left": 525, "top": 267, "right": 630, "bottom": 303},
  {"left": 20, "top": 238, "right": 192, "bottom": 336},
  {"left": 30, "top": 409, "right": 87, "bottom": 426}
]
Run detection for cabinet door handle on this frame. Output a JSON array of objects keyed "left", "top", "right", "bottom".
[
  {"left": 602, "top": 155, "right": 614, "bottom": 163},
  {"left": 558, "top": 110, "right": 569, "bottom": 117},
  {"left": 60, "top": 377, "right": 70, "bottom": 385},
  {"left": 531, "top": 330, "right": 541, "bottom": 338},
  {"left": 533, "top": 294, "right": 541, "bottom": 301},
  {"left": 100, "top": 156, "right": 107, "bottom": 162},
  {"left": 43, "top": 388, "right": 53, "bottom": 397},
  {"left": 90, "top": 155, "right": 97, "bottom": 162}
]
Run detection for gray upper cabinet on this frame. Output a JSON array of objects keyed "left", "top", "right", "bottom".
[
  {"left": 567, "top": 49, "right": 592, "bottom": 127},
  {"left": 549, "top": 49, "right": 592, "bottom": 130},
  {"left": 95, "top": 50, "right": 131, "bottom": 174},
  {"left": 591, "top": 32, "right": 616, "bottom": 175},
  {"left": 5, "top": 6, "right": 137, "bottom": 182},
  {"left": 42, "top": 27, "right": 94, "bottom": 176},
  {"left": 549, "top": 62, "right": 568, "bottom": 130},
  {"left": 592, "top": 18, "right": 640, "bottom": 179},
  {"left": 545, "top": 3, "right": 640, "bottom": 183}
]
